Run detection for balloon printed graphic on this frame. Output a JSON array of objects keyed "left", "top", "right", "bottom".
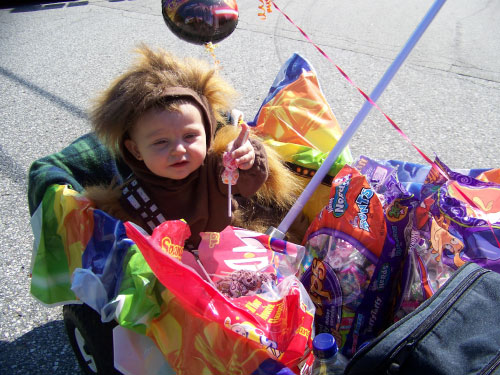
[{"left": 162, "top": 0, "right": 239, "bottom": 45}]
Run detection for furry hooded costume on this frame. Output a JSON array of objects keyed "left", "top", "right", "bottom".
[{"left": 85, "top": 45, "right": 308, "bottom": 247}]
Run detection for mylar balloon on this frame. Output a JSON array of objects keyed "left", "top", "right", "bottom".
[{"left": 162, "top": 0, "right": 239, "bottom": 45}]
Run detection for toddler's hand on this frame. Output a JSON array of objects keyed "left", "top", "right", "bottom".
[{"left": 227, "top": 123, "right": 254, "bottom": 170}]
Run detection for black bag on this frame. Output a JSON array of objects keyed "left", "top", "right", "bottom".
[{"left": 344, "top": 262, "right": 500, "bottom": 375}]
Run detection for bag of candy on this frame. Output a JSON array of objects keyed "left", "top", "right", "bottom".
[
  {"left": 394, "top": 158, "right": 500, "bottom": 318},
  {"left": 125, "top": 222, "right": 315, "bottom": 375},
  {"left": 299, "top": 162, "right": 415, "bottom": 358}
]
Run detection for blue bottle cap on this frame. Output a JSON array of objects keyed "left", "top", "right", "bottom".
[{"left": 312, "top": 333, "right": 339, "bottom": 360}]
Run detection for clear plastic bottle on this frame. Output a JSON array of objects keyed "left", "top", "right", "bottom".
[{"left": 311, "top": 333, "right": 348, "bottom": 375}]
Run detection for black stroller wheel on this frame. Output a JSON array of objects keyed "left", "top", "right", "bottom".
[{"left": 63, "top": 304, "right": 121, "bottom": 375}]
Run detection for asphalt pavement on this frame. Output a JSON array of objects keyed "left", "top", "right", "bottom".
[{"left": 0, "top": 0, "right": 499, "bottom": 373}]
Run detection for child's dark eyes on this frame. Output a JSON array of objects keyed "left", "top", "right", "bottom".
[
  {"left": 153, "top": 139, "right": 168, "bottom": 146},
  {"left": 150, "top": 132, "right": 200, "bottom": 147},
  {"left": 184, "top": 133, "right": 198, "bottom": 141}
]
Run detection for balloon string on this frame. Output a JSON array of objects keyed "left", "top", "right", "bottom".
[
  {"left": 265, "top": 0, "right": 272, "bottom": 12},
  {"left": 258, "top": 0, "right": 272, "bottom": 20},
  {"left": 204, "top": 42, "right": 220, "bottom": 68},
  {"left": 267, "top": 0, "right": 500, "bottom": 249}
]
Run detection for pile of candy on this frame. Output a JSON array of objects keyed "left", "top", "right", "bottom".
[{"left": 216, "top": 270, "right": 277, "bottom": 298}]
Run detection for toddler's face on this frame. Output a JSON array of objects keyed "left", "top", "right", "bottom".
[{"left": 125, "top": 103, "right": 207, "bottom": 180}]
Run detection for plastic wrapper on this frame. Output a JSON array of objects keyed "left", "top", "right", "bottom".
[
  {"left": 394, "top": 158, "right": 500, "bottom": 318},
  {"left": 113, "top": 325, "right": 175, "bottom": 375},
  {"left": 352, "top": 156, "right": 500, "bottom": 321},
  {"left": 249, "top": 53, "right": 353, "bottom": 222},
  {"left": 198, "top": 226, "right": 305, "bottom": 282},
  {"left": 124, "top": 223, "right": 315, "bottom": 374},
  {"left": 299, "top": 164, "right": 414, "bottom": 358}
]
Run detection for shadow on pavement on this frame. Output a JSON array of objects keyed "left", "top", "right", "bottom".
[
  {"left": 0, "top": 320, "right": 84, "bottom": 375},
  {"left": 0, "top": 66, "right": 88, "bottom": 120},
  {"left": 0, "top": 0, "right": 133, "bottom": 12}
]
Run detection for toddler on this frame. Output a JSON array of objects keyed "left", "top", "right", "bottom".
[{"left": 88, "top": 45, "right": 269, "bottom": 248}]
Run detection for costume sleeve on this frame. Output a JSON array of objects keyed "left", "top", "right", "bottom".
[
  {"left": 233, "top": 138, "right": 269, "bottom": 197},
  {"left": 27, "top": 132, "right": 131, "bottom": 215}
]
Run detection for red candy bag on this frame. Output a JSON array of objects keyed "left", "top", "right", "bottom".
[{"left": 125, "top": 223, "right": 315, "bottom": 374}]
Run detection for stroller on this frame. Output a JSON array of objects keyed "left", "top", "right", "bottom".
[{"left": 27, "top": 53, "right": 350, "bottom": 375}]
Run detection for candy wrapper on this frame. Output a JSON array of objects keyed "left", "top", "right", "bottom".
[
  {"left": 393, "top": 157, "right": 500, "bottom": 318},
  {"left": 198, "top": 226, "right": 306, "bottom": 283},
  {"left": 125, "top": 223, "right": 315, "bottom": 374},
  {"left": 150, "top": 219, "right": 191, "bottom": 260},
  {"left": 352, "top": 156, "right": 500, "bottom": 322},
  {"left": 299, "top": 164, "right": 413, "bottom": 358},
  {"left": 249, "top": 53, "right": 353, "bottom": 222},
  {"left": 418, "top": 157, "right": 500, "bottom": 272}
]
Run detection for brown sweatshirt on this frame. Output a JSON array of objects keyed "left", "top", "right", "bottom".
[{"left": 119, "top": 138, "right": 269, "bottom": 248}]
